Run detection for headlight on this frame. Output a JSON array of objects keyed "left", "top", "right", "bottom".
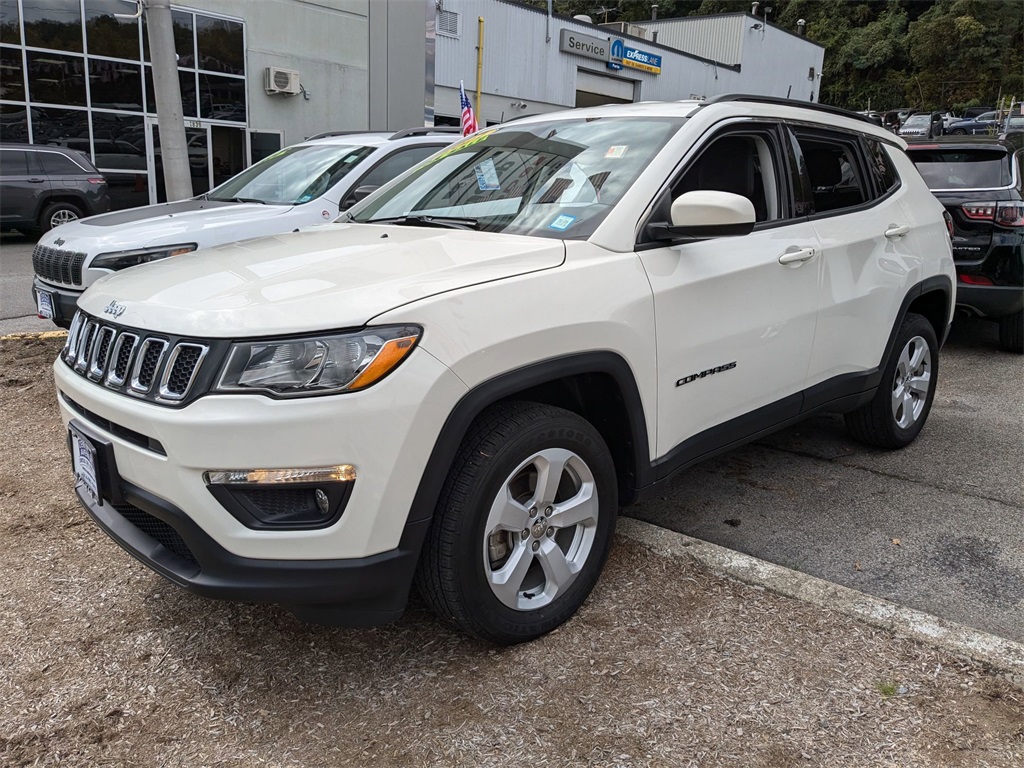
[
  {"left": 91, "top": 244, "right": 197, "bottom": 271},
  {"left": 215, "top": 326, "right": 421, "bottom": 397}
]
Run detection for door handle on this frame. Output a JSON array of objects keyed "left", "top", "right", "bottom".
[
  {"left": 28, "top": 178, "right": 45, "bottom": 183},
  {"left": 885, "top": 224, "right": 910, "bottom": 239},
  {"left": 778, "top": 247, "right": 816, "bottom": 265}
]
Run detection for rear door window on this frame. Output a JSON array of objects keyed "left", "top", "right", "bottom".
[
  {"left": 0, "top": 149, "right": 29, "bottom": 175},
  {"left": 792, "top": 131, "right": 870, "bottom": 214},
  {"left": 908, "top": 148, "right": 1012, "bottom": 190}
]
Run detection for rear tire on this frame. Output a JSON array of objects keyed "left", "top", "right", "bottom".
[
  {"left": 39, "top": 202, "right": 83, "bottom": 233},
  {"left": 998, "top": 310, "right": 1023, "bottom": 353},
  {"left": 845, "top": 313, "right": 938, "bottom": 449},
  {"left": 416, "top": 401, "right": 618, "bottom": 645}
]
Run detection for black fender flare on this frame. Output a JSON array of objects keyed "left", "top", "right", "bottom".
[{"left": 406, "top": 351, "right": 653, "bottom": 531}]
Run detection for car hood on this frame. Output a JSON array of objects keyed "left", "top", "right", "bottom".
[
  {"left": 78, "top": 224, "right": 566, "bottom": 336},
  {"left": 38, "top": 198, "right": 295, "bottom": 252}
]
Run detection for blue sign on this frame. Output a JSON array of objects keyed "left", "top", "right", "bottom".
[
  {"left": 607, "top": 42, "right": 662, "bottom": 75},
  {"left": 610, "top": 38, "right": 624, "bottom": 65}
]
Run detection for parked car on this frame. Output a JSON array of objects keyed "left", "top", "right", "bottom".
[
  {"left": 1002, "top": 115, "right": 1024, "bottom": 136},
  {"left": 54, "top": 95, "right": 955, "bottom": 644},
  {"left": 0, "top": 143, "right": 111, "bottom": 234},
  {"left": 962, "top": 106, "right": 995, "bottom": 119},
  {"left": 907, "top": 137, "right": 1023, "bottom": 352},
  {"left": 899, "top": 111, "right": 945, "bottom": 139},
  {"left": 946, "top": 111, "right": 1001, "bottom": 135},
  {"left": 31, "top": 128, "right": 458, "bottom": 328}
]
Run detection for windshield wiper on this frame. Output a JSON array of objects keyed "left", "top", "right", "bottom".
[
  {"left": 207, "top": 196, "right": 266, "bottom": 204},
  {"left": 365, "top": 215, "right": 479, "bottom": 230}
]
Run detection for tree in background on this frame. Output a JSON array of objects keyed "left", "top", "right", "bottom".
[{"left": 521, "top": 0, "right": 1023, "bottom": 111}]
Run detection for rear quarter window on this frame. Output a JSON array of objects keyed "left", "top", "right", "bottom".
[
  {"left": 867, "top": 140, "right": 900, "bottom": 195},
  {"left": 36, "top": 151, "right": 87, "bottom": 175},
  {"left": 908, "top": 148, "right": 1011, "bottom": 190}
]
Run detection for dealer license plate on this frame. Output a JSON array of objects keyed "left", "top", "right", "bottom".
[
  {"left": 36, "top": 290, "right": 55, "bottom": 320},
  {"left": 69, "top": 425, "right": 100, "bottom": 505}
]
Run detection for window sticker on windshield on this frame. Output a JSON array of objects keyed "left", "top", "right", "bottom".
[
  {"left": 549, "top": 214, "right": 576, "bottom": 231},
  {"left": 474, "top": 158, "right": 501, "bottom": 190},
  {"left": 605, "top": 145, "right": 628, "bottom": 158}
]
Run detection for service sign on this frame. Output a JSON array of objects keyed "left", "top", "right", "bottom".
[{"left": 559, "top": 29, "right": 613, "bottom": 63}]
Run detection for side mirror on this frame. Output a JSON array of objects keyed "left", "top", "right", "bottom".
[
  {"left": 650, "top": 191, "right": 756, "bottom": 241},
  {"left": 339, "top": 185, "right": 381, "bottom": 212}
]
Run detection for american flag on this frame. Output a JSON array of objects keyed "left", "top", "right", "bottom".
[{"left": 459, "top": 80, "right": 478, "bottom": 136}]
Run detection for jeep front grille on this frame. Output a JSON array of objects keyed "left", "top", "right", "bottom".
[
  {"left": 62, "top": 311, "right": 211, "bottom": 405},
  {"left": 33, "top": 244, "right": 87, "bottom": 286}
]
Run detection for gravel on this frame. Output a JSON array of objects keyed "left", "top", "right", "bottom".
[{"left": 2, "top": 335, "right": 1022, "bottom": 767}]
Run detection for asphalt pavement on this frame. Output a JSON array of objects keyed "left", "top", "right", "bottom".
[
  {"left": 3, "top": 227, "right": 1022, "bottom": 643},
  {"left": 627, "top": 317, "right": 1024, "bottom": 643},
  {"left": 0, "top": 232, "right": 51, "bottom": 335}
]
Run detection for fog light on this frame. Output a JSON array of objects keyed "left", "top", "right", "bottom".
[
  {"left": 203, "top": 465, "right": 355, "bottom": 530},
  {"left": 315, "top": 488, "right": 330, "bottom": 516}
]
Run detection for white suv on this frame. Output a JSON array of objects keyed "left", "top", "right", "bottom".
[
  {"left": 53, "top": 96, "right": 955, "bottom": 644},
  {"left": 31, "top": 128, "right": 457, "bottom": 328}
]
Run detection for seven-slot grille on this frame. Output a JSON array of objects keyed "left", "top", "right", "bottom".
[
  {"left": 63, "top": 312, "right": 209, "bottom": 403},
  {"left": 33, "top": 244, "right": 87, "bottom": 286}
]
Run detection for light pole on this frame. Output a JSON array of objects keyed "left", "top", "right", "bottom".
[{"left": 117, "top": 0, "right": 192, "bottom": 200}]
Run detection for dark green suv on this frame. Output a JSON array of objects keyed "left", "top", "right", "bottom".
[{"left": 0, "top": 143, "right": 111, "bottom": 235}]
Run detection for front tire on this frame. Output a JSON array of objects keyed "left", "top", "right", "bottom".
[
  {"left": 950, "top": 128, "right": 967, "bottom": 135},
  {"left": 845, "top": 313, "right": 938, "bottom": 449},
  {"left": 39, "top": 202, "right": 83, "bottom": 232},
  {"left": 416, "top": 401, "right": 618, "bottom": 644},
  {"left": 998, "top": 310, "right": 1023, "bottom": 353}
]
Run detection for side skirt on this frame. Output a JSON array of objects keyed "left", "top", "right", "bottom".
[{"left": 643, "top": 369, "right": 879, "bottom": 495}]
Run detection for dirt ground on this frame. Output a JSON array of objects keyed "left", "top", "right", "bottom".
[{"left": 1, "top": 335, "right": 1022, "bottom": 768}]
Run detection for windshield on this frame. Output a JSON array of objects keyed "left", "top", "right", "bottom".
[
  {"left": 903, "top": 115, "right": 929, "bottom": 128},
  {"left": 910, "top": 148, "right": 1011, "bottom": 190},
  {"left": 348, "top": 117, "right": 683, "bottom": 239},
  {"left": 207, "top": 143, "right": 375, "bottom": 204}
]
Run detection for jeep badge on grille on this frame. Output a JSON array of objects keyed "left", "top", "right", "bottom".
[{"left": 104, "top": 300, "right": 126, "bottom": 318}]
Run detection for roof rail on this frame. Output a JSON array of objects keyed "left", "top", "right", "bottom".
[
  {"left": 388, "top": 126, "right": 461, "bottom": 140},
  {"left": 700, "top": 94, "right": 878, "bottom": 127},
  {"left": 306, "top": 129, "right": 375, "bottom": 140}
]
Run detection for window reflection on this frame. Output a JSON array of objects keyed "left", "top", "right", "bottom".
[
  {"left": 143, "top": 10, "right": 194, "bottom": 67},
  {"left": 0, "top": 0, "right": 20, "bottom": 45},
  {"left": 23, "top": 0, "right": 83, "bottom": 53},
  {"left": 86, "top": 0, "right": 140, "bottom": 60},
  {"left": 92, "top": 111, "right": 148, "bottom": 209},
  {"left": 1, "top": 45, "right": 24, "bottom": 101},
  {"left": 0, "top": 103, "right": 34, "bottom": 142},
  {"left": 144, "top": 66, "right": 197, "bottom": 117},
  {"left": 89, "top": 59, "right": 142, "bottom": 111},
  {"left": 27, "top": 106, "right": 89, "bottom": 145},
  {"left": 28, "top": 51, "right": 86, "bottom": 106},
  {"left": 199, "top": 73, "right": 245, "bottom": 121},
  {"left": 196, "top": 15, "right": 243, "bottom": 75}
]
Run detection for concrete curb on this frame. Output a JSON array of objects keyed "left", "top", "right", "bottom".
[
  {"left": 618, "top": 517, "right": 1024, "bottom": 684},
  {"left": 0, "top": 330, "right": 67, "bottom": 341}
]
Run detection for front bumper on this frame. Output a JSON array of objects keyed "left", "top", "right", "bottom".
[
  {"left": 32, "top": 277, "right": 82, "bottom": 329},
  {"left": 76, "top": 470, "right": 429, "bottom": 625},
  {"left": 55, "top": 344, "right": 467, "bottom": 623}
]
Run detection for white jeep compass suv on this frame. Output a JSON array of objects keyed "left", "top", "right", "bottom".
[{"left": 54, "top": 96, "right": 955, "bottom": 644}]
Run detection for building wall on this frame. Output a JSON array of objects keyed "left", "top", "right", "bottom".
[{"left": 433, "top": 1, "right": 823, "bottom": 125}]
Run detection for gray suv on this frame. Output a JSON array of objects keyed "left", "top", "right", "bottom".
[{"left": 0, "top": 143, "right": 111, "bottom": 235}]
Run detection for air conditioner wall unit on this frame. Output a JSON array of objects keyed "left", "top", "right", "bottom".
[{"left": 265, "top": 67, "right": 301, "bottom": 95}]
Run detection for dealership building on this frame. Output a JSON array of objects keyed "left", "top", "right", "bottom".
[{"left": 0, "top": 0, "right": 823, "bottom": 209}]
